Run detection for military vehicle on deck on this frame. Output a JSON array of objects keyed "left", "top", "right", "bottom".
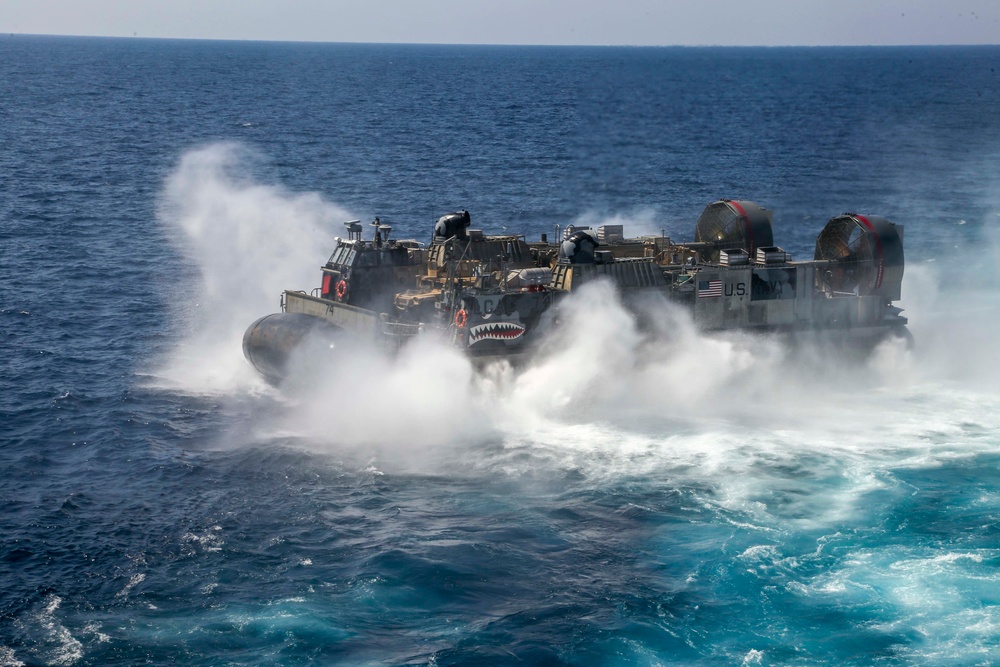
[{"left": 243, "top": 200, "right": 908, "bottom": 382}]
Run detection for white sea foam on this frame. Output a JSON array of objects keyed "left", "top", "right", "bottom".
[
  {"left": 0, "top": 647, "right": 25, "bottom": 667},
  {"left": 114, "top": 573, "right": 146, "bottom": 599},
  {"left": 802, "top": 545, "right": 1000, "bottom": 664},
  {"left": 34, "top": 596, "right": 83, "bottom": 666},
  {"left": 182, "top": 526, "right": 225, "bottom": 553},
  {"left": 81, "top": 623, "right": 110, "bottom": 644}
]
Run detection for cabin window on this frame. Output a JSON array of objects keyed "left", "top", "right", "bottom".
[{"left": 330, "top": 246, "right": 353, "bottom": 267}]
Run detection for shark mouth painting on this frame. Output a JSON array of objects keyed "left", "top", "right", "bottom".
[{"left": 469, "top": 321, "right": 526, "bottom": 345}]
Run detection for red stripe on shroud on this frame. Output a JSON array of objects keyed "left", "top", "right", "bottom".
[
  {"left": 726, "top": 200, "right": 756, "bottom": 256},
  {"left": 852, "top": 214, "right": 885, "bottom": 290}
]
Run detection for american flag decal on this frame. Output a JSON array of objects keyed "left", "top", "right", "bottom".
[{"left": 698, "top": 279, "right": 722, "bottom": 297}]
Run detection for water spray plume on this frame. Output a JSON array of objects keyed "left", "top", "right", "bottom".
[
  {"left": 276, "top": 333, "right": 490, "bottom": 452},
  {"left": 151, "top": 143, "right": 346, "bottom": 394},
  {"left": 507, "top": 281, "right": 642, "bottom": 418}
]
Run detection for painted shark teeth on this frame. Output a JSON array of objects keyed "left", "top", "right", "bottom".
[{"left": 469, "top": 321, "right": 525, "bottom": 345}]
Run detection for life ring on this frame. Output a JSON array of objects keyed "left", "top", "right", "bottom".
[
  {"left": 454, "top": 308, "right": 467, "bottom": 328},
  {"left": 335, "top": 279, "right": 349, "bottom": 301}
]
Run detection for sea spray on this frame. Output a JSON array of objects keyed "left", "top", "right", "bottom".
[
  {"left": 277, "top": 331, "right": 491, "bottom": 451},
  {"left": 151, "top": 143, "right": 345, "bottom": 394}
]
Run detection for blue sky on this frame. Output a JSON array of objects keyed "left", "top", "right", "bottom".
[{"left": 2, "top": 0, "right": 999, "bottom": 46}]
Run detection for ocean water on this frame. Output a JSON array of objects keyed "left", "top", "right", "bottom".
[{"left": 2, "top": 35, "right": 1000, "bottom": 666}]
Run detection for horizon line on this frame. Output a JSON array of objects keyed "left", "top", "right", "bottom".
[{"left": 5, "top": 32, "right": 1000, "bottom": 49}]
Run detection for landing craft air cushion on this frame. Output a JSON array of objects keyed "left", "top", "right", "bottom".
[{"left": 243, "top": 200, "right": 908, "bottom": 382}]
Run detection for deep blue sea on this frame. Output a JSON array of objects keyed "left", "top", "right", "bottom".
[{"left": 3, "top": 35, "right": 1000, "bottom": 666}]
